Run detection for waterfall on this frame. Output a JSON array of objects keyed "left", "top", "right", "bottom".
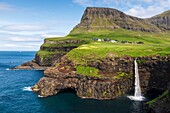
[
  {"left": 134, "top": 59, "right": 141, "bottom": 97},
  {"left": 127, "top": 59, "right": 145, "bottom": 101}
]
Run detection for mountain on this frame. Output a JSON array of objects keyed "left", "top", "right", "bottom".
[
  {"left": 71, "top": 7, "right": 170, "bottom": 33},
  {"left": 148, "top": 10, "right": 170, "bottom": 31},
  {"left": 15, "top": 7, "right": 170, "bottom": 113}
]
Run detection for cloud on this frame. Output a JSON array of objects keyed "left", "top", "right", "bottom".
[
  {"left": 143, "top": 0, "right": 153, "bottom": 3},
  {"left": 72, "top": 0, "right": 170, "bottom": 18},
  {"left": 73, "top": 0, "right": 93, "bottom": 6},
  {"left": 0, "top": 24, "right": 49, "bottom": 32},
  {"left": 42, "top": 32, "right": 67, "bottom": 38},
  {"left": 0, "top": 31, "right": 66, "bottom": 51},
  {"left": 125, "top": 5, "right": 163, "bottom": 18},
  {"left": 0, "top": 21, "right": 67, "bottom": 51},
  {"left": 0, "top": 3, "right": 13, "bottom": 11},
  {"left": 125, "top": 0, "right": 170, "bottom": 18},
  {"left": 8, "top": 36, "right": 42, "bottom": 42},
  {"left": 73, "top": 0, "right": 131, "bottom": 7},
  {"left": 0, "top": 33, "right": 43, "bottom": 50},
  {"left": 1, "top": 43, "right": 38, "bottom": 51}
]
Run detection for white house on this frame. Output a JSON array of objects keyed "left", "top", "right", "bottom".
[
  {"left": 111, "top": 40, "right": 117, "bottom": 43},
  {"left": 98, "top": 39, "right": 102, "bottom": 41}
]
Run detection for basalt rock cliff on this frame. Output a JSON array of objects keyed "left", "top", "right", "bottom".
[
  {"left": 32, "top": 55, "right": 170, "bottom": 100},
  {"left": 35, "top": 39, "right": 89, "bottom": 66},
  {"left": 71, "top": 7, "right": 170, "bottom": 33},
  {"left": 148, "top": 10, "right": 170, "bottom": 31}
]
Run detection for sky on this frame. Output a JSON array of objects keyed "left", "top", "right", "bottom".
[{"left": 0, "top": 0, "right": 169, "bottom": 51}]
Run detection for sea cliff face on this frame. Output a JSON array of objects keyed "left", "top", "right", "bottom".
[
  {"left": 32, "top": 56, "right": 170, "bottom": 100},
  {"left": 32, "top": 56, "right": 134, "bottom": 99},
  {"left": 35, "top": 39, "right": 89, "bottom": 66}
]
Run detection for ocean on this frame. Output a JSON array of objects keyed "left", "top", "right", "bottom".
[{"left": 0, "top": 51, "right": 146, "bottom": 113}]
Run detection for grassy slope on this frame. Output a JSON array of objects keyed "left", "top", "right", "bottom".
[
  {"left": 39, "top": 28, "right": 170, "bottom": 76},
  {"left": 40, "top": 28, "right": 170, "bottom": 65},
  {"left": 66, "top": 29, "right": 170, "bottom": 64}
]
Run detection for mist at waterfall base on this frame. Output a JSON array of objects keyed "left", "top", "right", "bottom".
[
  {"left": 128, "top": 60, "right": 145, "bottom": 101},
  {"left": 0, "top": 51, "right": 147, "bottom": 113}
]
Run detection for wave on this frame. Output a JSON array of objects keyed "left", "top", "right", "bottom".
[
  {"left": 6, "top": 68, "right": 10, "bottom": 70},
  {"left": 22, "top": 86, "right": 32, "bottom": 91},
  {"left": 38, "top": 95, "right": 44, "bottom": 98}
]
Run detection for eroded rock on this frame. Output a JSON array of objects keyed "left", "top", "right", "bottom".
[{"left": 32, "top": 55, "right": 170, "bottom": 100}]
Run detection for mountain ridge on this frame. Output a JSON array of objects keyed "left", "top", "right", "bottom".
[
  {"left": 71, "top": 7, "right": 170, "bottom": 33},
  {"left": 148, "top": 10, "right": 170, "bottom": 30}
]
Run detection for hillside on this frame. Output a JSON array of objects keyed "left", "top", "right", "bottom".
[
  {"left": 33, "top": 7, "right": 170, "bottom": 67},
  {"left": 148, "top": 10, "right": 170, "bottom": 30},
  {"left": 71, "top": 7, "right": 162, "bottom": 33}
]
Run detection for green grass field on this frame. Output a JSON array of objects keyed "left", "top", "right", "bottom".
[
  {"left": 39, "top": 28, "right": 170, "bottom": 65},
  {"left": 66, "top": 29, "right": 170, "bottom": 64}
]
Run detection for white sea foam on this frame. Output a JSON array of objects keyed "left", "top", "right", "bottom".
[
  {"left": 6, "top": 68, "right": 10, "bottom": 70},
  {"left": 22, "top": 87, "right": 32, "bottom": 91},
  {"left": 127, "top": 95, "right": 145, "bottom": 101},
  {"left": 38, "top": 95, "right": 44, "bottom": 98}
]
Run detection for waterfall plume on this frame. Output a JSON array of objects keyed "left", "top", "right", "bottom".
[{"left": 128, "top": 59, "right": 145, "bottom": 101}]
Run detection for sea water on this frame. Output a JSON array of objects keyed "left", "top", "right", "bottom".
[{"left": 0, "top": 51, "right": 146, "bottom": 113}]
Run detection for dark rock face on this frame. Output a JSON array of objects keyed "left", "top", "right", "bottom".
[
  {"left": 148, "top": 10, "right": 170, "bottom": 30},
  {"left": 138, "top": 56, "right": 170, "bottom": 113},
  {"left": 32, "top": 55, "right": 170, "bottom": 101},
  {"left": 149, "top": 16, "right": 170, "bottom": 30},
  {"left": 147, "top": 93, "right": 170, "bottom": 113},
  {"left": 32, "top": 68, "right": 133, "bottom": 99},
  {"left": 137, "top": 56, "right": 170, "bottom": 93},
  {"left": 32, "top": 56, "right": 134, "bottom": 99},
  {"left": 35, "top": 39, "right": 89, "bottom": 66},
  {"left": 72, "top": 7, "right": 162, "bottom": 33}
]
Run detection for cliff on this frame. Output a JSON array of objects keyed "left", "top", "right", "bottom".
[
  {"left": 35, "top": 39, "right": 89, "bottom": 66},
  {"left": 32, "top": 55, "right": 170, "bottom": 100},
  {"left": 17, "top": 7, "right": 170, "bottom": 69},
  {"left": 146, "top": 90, "right": 170, "bottom": 113},
  {"left": 13, "top": 7, "right": 170, "bottom": 112},
  {"left": 71, "top": 7, "right": 164, "bottom": 33},
  {"left": 148, "top": 10, "right": 170, "bottom": 31}
]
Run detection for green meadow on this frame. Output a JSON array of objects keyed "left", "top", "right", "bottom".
[{"left": 38, "top": 28, "right": 170, "bottom": 65}]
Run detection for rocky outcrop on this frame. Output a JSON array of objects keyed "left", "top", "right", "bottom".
[
  {"left": 147, "top": 90, "right": 170, "bottom": 113},
  {"left": 32, "top": 55, "right": 170, "bottom": 100},
  {"left": 11, "top": 60, "right": 48, "bottom": 70},
  {"left": 33, "top": 70, "right": 133, "bottom": 99},
  {"left": 35, "top": 39, "right": 89, "bottom": 66},
  {"left": 32, "top": 56, "right": 133, "bottom": 99},
  {"left": 89, "top": 56, "right": 170, "bottom": 94},
  {"left": 71, "top": 7, "right": 162, "bottom": 33},
  {"left": 137, "top": 56, "right": 170, "bottom": 93},
  {"left": 148, "top": 10, "right": 170, "bottom": 31}
]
